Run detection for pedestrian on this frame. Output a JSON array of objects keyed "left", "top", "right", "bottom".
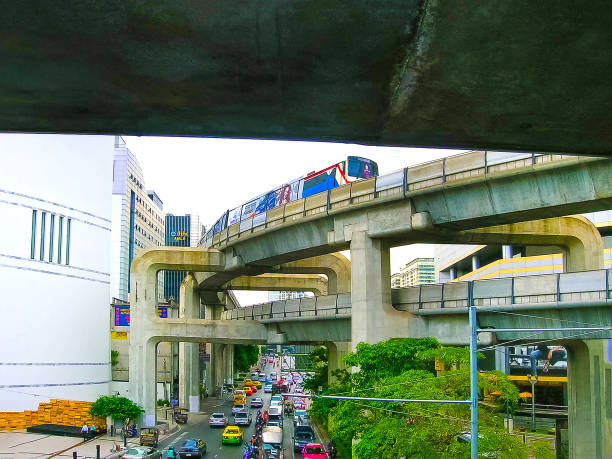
[
  {"left": 544, "top": 346, "right": 567, "bottom": 372},
  {"left": 80, "top": 423, "right": 89, "bottom": 442},
  {"left": 328, "top": 440, "right": 337, "bottom": 459},
  {"left": 89, "top": 424, "right": 96, "bottom": 438},
  {"left": 263, "top": 409, "right": 268, "bottom": 423},
  {"left": 251, "top": 435, "right": 256, "bottom": 447},
  {"left": 167, "top": 445, "right": 176, "bottom": 458},
  {"left": 529, "top": 345, "right": 550, "bottom": 376}
]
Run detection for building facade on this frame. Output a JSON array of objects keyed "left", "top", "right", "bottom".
[
  {"left": 110, "top": 137, "right": 165, "bottom": 302},
  {"left": 391, "top": 257, "right": 435, "bottom": 288},
  {"left": 163, "top": 214, "right": 203, "bottom": 303},
  {"left": 0, "top": 134, "right": 113, "bottom": 412},
  {"left": 268, "top": 291, "right": 307, "bottom": 301}
]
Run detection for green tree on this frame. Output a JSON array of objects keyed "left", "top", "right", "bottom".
[
  {"left": 233, "top": 344, "right": 259, "bottom": 373},
  {"left": 310, "top": 338, "right": 527, "bottom": 459},
  {"left": 110, "top": 350, "right": 119, "bottom": 367},
  {"left": 89, "top": 396, "right": 143, "bottom": 430},
  {"left": 303, "top": 346, "right": 329, "bottom": 393}
]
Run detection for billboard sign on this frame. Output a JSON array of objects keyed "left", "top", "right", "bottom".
[
  {"left": 114, "top": 305, "right": 130, "bottom": 326},
  {"left": 347, "top": 156, "right": 378, "bottom": 179}
]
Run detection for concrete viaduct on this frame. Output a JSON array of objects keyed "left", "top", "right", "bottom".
[{"left": 128, "top": 152, "right": 612, "bottom": 458}]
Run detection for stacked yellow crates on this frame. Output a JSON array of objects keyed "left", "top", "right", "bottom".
[{"left": 0, "top": 399, "right": 106, "bottom": 431}]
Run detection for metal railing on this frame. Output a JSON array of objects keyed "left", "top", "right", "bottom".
[
  {"left": 221, "top": 268, "right": 611, "bottom": 320},
  {"left": 202, "top": 151, "right": 584, "bottom": 249}
]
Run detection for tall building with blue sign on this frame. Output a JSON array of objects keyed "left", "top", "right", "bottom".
[
  {"left": 111, "top": 137, "right": 165, "bottom": 302},
  {"left": 163, "top": 214, "right": 203, "bottom": 302}
]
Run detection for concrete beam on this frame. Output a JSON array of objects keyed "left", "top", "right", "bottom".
[
  {"left": 224, "top": 273, "right": 328, "bottom": 296},
  {"left": 273, "top": 253, "right": 351, "bottom": 294}
]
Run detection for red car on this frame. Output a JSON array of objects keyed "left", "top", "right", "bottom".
[{"left": 301, "top": 443, "right": 326, "bottom": 459}]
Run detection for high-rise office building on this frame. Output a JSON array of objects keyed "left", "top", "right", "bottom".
[
  {"left": 391, "top": 257, "right": 436, "bottom": 288},
  {"left": 0, "top": 134, "right": 113, "bottom": 412},
  {"left": 110, "top": 136, "right": 165, "bottom": 302},
  {"left": 163, "top": 214, "right": 203, "bottom": 303},
  {"left": 268, "top": 291, "right": 307, "bottom": 301}
]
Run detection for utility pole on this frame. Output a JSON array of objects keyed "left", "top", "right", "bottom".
[{"left": 469, "top": 305, "right": 478, "bottom": 459}]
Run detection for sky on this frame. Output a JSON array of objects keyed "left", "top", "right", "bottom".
[{"left": 124, "top": 136, "right": 466, "bottom": 305}]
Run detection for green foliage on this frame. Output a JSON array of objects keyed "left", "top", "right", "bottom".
[
  {"left": 303, "top": 346, "right": 329, "bottom": 393},
  {"left": 89, "top": 396, "right": 143, "bottom": 423},
  {"left": 233, "top": 344, "right": 259, "bottom": 373},
  {"left": 156, "top": 399, "right": 169, "bottom": 407},
  {"left": 344, "top": 338, "right": 439, "bottom": 384},
  {"left": 310, "top": 339, "right": 527, "bottom": 459},
  {"left": 532, "top": 439, "right": 555, "bottom": 459},
  {"left": 110, "top": 350, "right": 119, "bottom": 367}
]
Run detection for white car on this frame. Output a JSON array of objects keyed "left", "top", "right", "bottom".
[
  {"left": 232, "top": 404, "right": 246, "bottom": 414},
  {"left": 121, "top": 447, "right": 162, "bottom": 459},
  {"left": 208, "top": 412, "right": 227, "bottom": 427},
  {"left": 264, "top": 384, "right": 273, "bottom": 393}
]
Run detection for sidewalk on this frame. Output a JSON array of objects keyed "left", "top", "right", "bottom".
[{"left": 0, "top": 421, "right": 179, "bottom": 459}]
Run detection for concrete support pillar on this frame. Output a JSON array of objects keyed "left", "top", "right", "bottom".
[
  {"left": 502, "top": 245, "right": 513, "bottom": 259},
  {"left": 178, "top": 275, "right": 200, "bottom": 412},
  {"left": 212, "top": 343, "right": 226, "bottom": 390},
  {"left": 327, "top": 342, "right": 350, "bottom": 385},
  {"left": 566, "top": 340, "right": 612, "bottom": 459},
  {"left": 350, "top": 231, "right": 409, "bottom": 348},
  {"left": 223, "top": 344, "right": 234, "bottom": 384},
  {"left": 449, "top": 267, "right": 456, "bottom": 280},
  {"left": 471, "top": 255, "right": 480, "bottom": 271}
]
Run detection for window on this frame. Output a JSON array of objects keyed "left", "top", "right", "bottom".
[
  {"left": 39, "top": 212, "right": 46, "bottom": 261},
  {"left": 48, "top": 214, "right": 55, "bottom": 262},
  {"left": 65, "top": 218, "right": 71, "bottom": 265},
  {"left": 57, "top": 216, "right": 63, "bottom": 264},
  {"left": 30, "top": 210, "right": 37, "bottom": 259}
]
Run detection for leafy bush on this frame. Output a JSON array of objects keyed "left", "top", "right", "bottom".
[
  {"left": 89, "top": 396, "right": 143, "bottom": 424},
  {"left": 156, "top": 399, "right": 169, "bottom": 407}
]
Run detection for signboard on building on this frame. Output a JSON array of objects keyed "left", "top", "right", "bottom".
[
  {"left": 114, "top": 305, "right": 168, "bottom": 326},
  {"left": 114, "top": 305, "right": 130, "bottom": 326},
  {"left": 171, "top": 231, "right": 189, "bottom": 242}
]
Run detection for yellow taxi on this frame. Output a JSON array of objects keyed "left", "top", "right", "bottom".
[
  {"left": 221, "top": 425, "right": 242, "bottom": 444},
  {"left": 243, "top": 386, "right": 253, "bottom": 396},
  {"left": 252, "top": 380, "right": 262, "bottom": 389},
  {"left": 244, "top": 378, "right": 253, "bottom": 386}
]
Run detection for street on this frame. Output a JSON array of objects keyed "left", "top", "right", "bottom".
[{"left": 156, "top": 359, "right": 319, "bottom": 459}]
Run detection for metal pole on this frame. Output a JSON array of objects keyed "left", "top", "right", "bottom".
[
  {"left": 469, "top": 304, "right": 478, "bottom": 459},
  {"left": 529, "top": 375, "right": 537, "bottom": 432}
]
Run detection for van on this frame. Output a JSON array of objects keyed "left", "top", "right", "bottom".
[
  {"left": 268, "top": 405, "right": 283, "bottom": 427},
  {"left": 293, "top": 424, "right": 315, "bottom": 451}
]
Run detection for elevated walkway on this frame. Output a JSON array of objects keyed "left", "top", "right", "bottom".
[{"left": 222, "top": 268, "right": 612, "bottom": 342}]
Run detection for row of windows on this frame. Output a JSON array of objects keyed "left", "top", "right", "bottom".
[{"left": 30, "top": 210, "right": 71, "bottom": 265}]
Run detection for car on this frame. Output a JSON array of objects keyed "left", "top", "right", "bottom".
[
  {"left": 271, "top": 395, "right": 283, "bottom": 403},
  {"left": 208, "top": 412, "right": 227, "bottom": 427},
  {"left": 250, "top": 385, "right": 258, "bottom": 393},
  {"left": 294, "top": 386, "right": 303, "bottom": 393},
  {"left": 294, "top": 410, "right": 310, "bottom": 426},
  {"left": 259, "top": 373, "right": 266, "bottom": 381},
  {"left": 265, "top": 377, "right": 273, "bottom": 384},
  {"left": 251, "top": 372, "right": 259, "bottom": 380},
  {"left": 120, "top": 447, "right": 162, "bottom": 459},
  {"left": 221, "top": 426, "right": 243, "bottom": 445},
  {"left": 233, "top": 410, "right": 252, "bottom": 426},
  {"left": 301, "top": 443, "right": 326, "bottom": 459},
  {"left": 252, "top": 380, "right": 262, "bottom": 389},
  {"left": 270, "top": 371, "right": 277, "bottom": 379},
  {"left": 177, "top": 439, "right": 206, "bottom": 458},
  {"left": 243, "top": 386, "right": 253, "bottom": 396},
  {"left": 293, "top": 428, "right": 315, "bottom": 452},
  {"left": 232, "top": 404, "right": 246, "bottom": 414},
  {"left": 269, "top": 358, "right": 274, "bottom": 364},
  {"left": 244, "top": 378, "right": 253, "bottom": 385},
  {"left": 264, "top": 384, "right": 273, "bottom": 393},
  {"left": 250, "top": 397, "right": 264, "bottom": 409}
]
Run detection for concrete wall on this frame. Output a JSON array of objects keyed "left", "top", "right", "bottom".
[{"left": 0, "top": 134, "right": 113, "bottom": 411}]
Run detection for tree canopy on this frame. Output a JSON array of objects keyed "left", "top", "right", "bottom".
[
  {"left": 89, "top": 396, "right": 143, "bottom": 424},
  {"left": 233, "top": 344, "right": 259, "bottom": 373},
  {"left": 309, "top": 338, "right": 527, "bottom": 459}
]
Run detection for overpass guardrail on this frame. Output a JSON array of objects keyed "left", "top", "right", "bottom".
[
  {"left": 203, "top": 151, "right": 587, "bottom": 249},
  {"left": 221, "top": 269, "right": 612, "bottom": 320}
]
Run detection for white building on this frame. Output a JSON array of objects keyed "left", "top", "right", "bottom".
[
  {"left": 391, "top": 257, "right": 436, "bottom": 288},
  {"left": 110, "top": 137, "right": 165, "bottom": 302},
  {"left": 0, "top": 134, "right": 113, "bottom": 411},
  {"left": 268, "top": 291, "right": 306, "bottom": 301}
]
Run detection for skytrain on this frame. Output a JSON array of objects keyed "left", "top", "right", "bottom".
[{"left": 201, "top": 156, "right": 379, "bottom": 246}]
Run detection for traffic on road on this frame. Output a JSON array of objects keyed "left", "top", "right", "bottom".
[{"left": 141, "top": 355, "right": 332, "bottom": 459}]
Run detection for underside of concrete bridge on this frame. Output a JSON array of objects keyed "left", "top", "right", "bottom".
[{"left": 3, "top": 2, "right": 612, "bottom": 154}]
